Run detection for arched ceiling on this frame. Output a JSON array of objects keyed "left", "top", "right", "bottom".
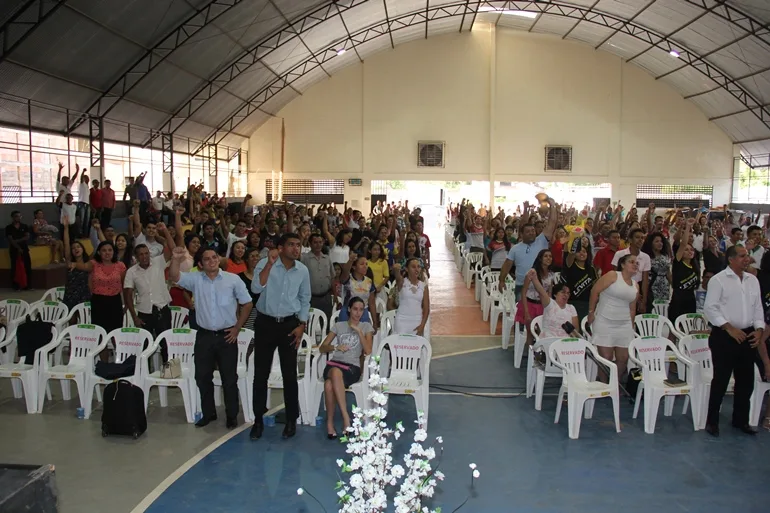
[{"left": 0, "top": 0, "right": 768, "bottom": 156}]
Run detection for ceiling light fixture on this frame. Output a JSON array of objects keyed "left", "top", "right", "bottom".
[
  {"left": 669, "top": 49, "right": 680, "bottom": 58},
  {"left": 336, "top": 48, "right": 346, "bottom": 56},
  {"left": 478, "top": 6, "right": 538, "bottom": 18}
]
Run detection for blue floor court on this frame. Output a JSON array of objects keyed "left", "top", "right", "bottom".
[{"left": 144, "top": 348, "right": 769, "bottom": 513}]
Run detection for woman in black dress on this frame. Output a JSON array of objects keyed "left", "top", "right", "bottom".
[
  {"left": 61, "top": 215, "right": 91, "bottom": 312},
  {"left": 562, "top": 235, "right": 597, "bottom": 321},
  {"left": 669, "top": 218, "right": 699, "bottom": 323}
]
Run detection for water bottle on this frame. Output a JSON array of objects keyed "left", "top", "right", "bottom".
[
  {"left": 76, "top": 407, "right": 85, "bottom": 419},
  {"left": 264, "top": 414, "right": 276, "bottom": 427},
  {"left": 315, "top": 416, "right": 324, "bottom": 427},
  {"left": 194, "top": 412, "right": 203, "bottom": 423}
]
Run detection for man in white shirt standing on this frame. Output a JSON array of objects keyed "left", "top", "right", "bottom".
[
  {"left": 124, "top": 244, "right": 173, "bottom": 361},
  {"left": 55, "top": 162, "right": 79, "bottom": 206},
  {"left": 76, "top": 172, "right": 90, "bottom": 236},
  {"left": 703, "top": 245, "right": 764, "bottom": 436},
  {"left": 611, "top": 228, "right": 651, "bottom": 312},
  {"left": 741, "top": 224, "right": 764, "bottom": 275}
]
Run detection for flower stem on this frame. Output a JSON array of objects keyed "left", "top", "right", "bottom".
[{"left": 301, "top": 489, "right": 328, "bottom": 513}]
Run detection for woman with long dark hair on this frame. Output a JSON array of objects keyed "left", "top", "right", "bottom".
[
  {"left": 114, "top": 233, "right": 135, "bottom": 268},
  {"left": 641, "top": 232, "right": 672, "bottom": 313},
  {"left": 487, "top": 227, "right": 511, "bottom": 271},
  {"left": 392, "top": 257, "right": 430, "bottom": 337},
  {"left": 222, "top": 240, "right": 247, "bottom": 274},
  {"left": 339, "top": 253, "right": 378, "bottom": 329},
  {"left": 516, "top": 248, "right": 556, "bottom": 345},
  {"left": 669, "top": 218, "right": 700, "bottom": 323},
  {"left": 61, "top": 215, "right": 90, "bottom": 311},
  {"left": 238, "top": 247, "right": 261, "bottom": 332},
  {"left": 89, "top": 241, "right": 126, "bottom": 360},
  {"left": 562, "top": 236, "right": 597, "bottom": 320}
]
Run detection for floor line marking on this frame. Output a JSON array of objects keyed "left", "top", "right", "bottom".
[
  {"left": 129, "top": 403, "right": 286, "bottom": 513},
  {"left": 430, "top": 392, "right": 558, "bottom": 397},
  {"left": 433, "top": 346, "right": 499, "bottom": 359}
]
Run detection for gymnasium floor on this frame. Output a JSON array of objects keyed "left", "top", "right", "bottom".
[{"left": 0, "top": 227, "right": 767, "bottom": 513}]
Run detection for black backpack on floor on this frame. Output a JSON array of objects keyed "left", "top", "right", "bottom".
[{"left": 101, "top": 380, "right": 147, "bottom": 439}]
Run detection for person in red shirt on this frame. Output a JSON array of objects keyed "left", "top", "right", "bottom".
[
  {"left": 100, "top": 179, "right": 116, "bottom": 228},
  {"left": 550, "top": 226, "right": 567, "bottom": 270},
  {"left": 89, "top": 180, "right": 102, "bottom": 230},
  {"left": 593, "top": 229, "right": 620, "bottom": 277}
]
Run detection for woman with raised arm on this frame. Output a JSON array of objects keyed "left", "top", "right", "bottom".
[
  {"left": 587, "top": 254, "right": 640, "bottom": 385},
  {"left": 641, "top": 231, "right": 672, "bottom": 314},
  {"left": 89, "top": 240, "right": 127, "bottom": 361},
  {"left": 392, "top": 257, "right": 430, "bottom": 337},
  {"left": 61, "top": 215, "right": 91, "bottom": 311},
  {"left": 318, "top": 297, "right": 373, "bottom": 439},
  {"left": 527, "top": 268, "right": 579, "bottom": 338},
  {"left": 515, "top": 249, "right": 557, "bottom": 346},
  {"left": 339, "top": 252, "right": 378, "bottom": 329},
  {"left": 562, "top": 236, "right": 597, "bottom": 320},
  {"left": 669, "top": 218, "right": 700, "bottom": 323}
]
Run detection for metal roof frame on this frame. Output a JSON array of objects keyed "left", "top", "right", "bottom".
[{"left": 0, "top": 0, "right": 68, "bottom": 64}]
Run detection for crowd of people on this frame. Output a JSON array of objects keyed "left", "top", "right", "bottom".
[
  {"left": 4, "top": 163, "right": 433, "bottom": 437},
  {"left": 450, "top": 196, "right": 770, "bottom": 434}
]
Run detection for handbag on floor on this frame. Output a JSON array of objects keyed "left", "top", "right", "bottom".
[
  {"left": 101, "top": 379, "right": 146, "bottom": 439},
  {"left": 160, "top": 357, "right": 182, "bottom": 379}
]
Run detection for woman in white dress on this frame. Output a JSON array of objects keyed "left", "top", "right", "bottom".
[
  {"left": 392, "top": 257, "right": 430, "bottom": 338},
  {"left": 587, "top": 253, "right": 640, "bottom": 382},
  {"left": 526, "top": 269, "right": 579, "bottom": 338}
]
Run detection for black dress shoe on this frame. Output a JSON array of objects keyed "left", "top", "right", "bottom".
[
  {"left": 226, "top": 417, "right": 238, "bottom": 429},
  {"left": 327, "top": 432, "right": 338, "bottom": 440},
  {"left": 705, "top": 424, "right": 720, "bottom": 437},
  {"left": 195, "top": 414, "right": 217, "bottom": 428},
  {"left": 250, "top": 422, "right": 264, "bottom": 440},
  {"left": 282, "top": 421, "right": 297, "bottom": 439},
  {"left": 732, "top": 423, "right": 758, "bottom": 435}
]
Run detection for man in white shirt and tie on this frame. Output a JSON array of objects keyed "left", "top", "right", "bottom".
[{"left": 703, "top": 245, "right": 764, "bottom": 436}]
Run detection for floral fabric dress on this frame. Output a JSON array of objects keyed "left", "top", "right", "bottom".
[{"left": 647, "top": 254, "right": 671, "bottom": 312}]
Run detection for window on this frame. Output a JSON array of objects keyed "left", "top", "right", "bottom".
[
  {"left": 636, "top": 184, "right": 713, "bottom": 209},
  {"left": 266, "top": 179, "right": 344, "bottom": 204},
  {"left": 732, "top": 155, "right": 770, "bottom": 204}
]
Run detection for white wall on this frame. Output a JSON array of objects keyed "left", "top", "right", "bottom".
[{"left": 249, "top": 26, "right": 734, "bottom": 209}]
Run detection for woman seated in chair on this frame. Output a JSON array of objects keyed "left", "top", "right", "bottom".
[
  {"left": 318, "top": 297, "right": 373, "bottom": 440},
  {"left": 526, "top": 268, "right": 579, "bottom": 338},
  {"left": 515, "top": 249, "right": 557, "bottom": 345},
  {"left": 392, "top": 257, "right": 430, "bottom": 337}
]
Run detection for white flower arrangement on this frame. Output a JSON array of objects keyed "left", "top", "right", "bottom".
[{"left": 298, "top": 355, "right": 480, "bottom": 513}]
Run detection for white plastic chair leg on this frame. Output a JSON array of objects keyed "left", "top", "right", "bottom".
[
  {"left": 237, "top": 378, "right": 251, "bottom": 422},
  {"left": 749, "top": 386, "right": 768, "bottom": 427},
  {"left": 11, "top": 378, "right": 22, "bottom": 399},
  {"left": 60, "top": 379, "right": 71, "bottom": 400},
  {"left": 534, "top": 370, "right": 545, "bottom": 411},
  {"left": 214, "top": 385, "right": 223, "bottom": 407},
  {"left": 490, "top": 310, "right": 500, "bottom": 335},
  {"left": 513, "top": 326, "right": 525, "bottom": 368},
  {"left": 37, "top": 377, "right": 48, "bottom": 413},
  {"left": 158, "top": 385, "right": 168, "bottom": 407},
  {"left": 21, "top": 374, "right": 37, "bottom": 414},
  {"left": 554, "top": 385, "right": 566, "bottom": 424},
  {"left": 643, "top": 392, "right": 663, "bottom": 434},
  {"left": 76, "top": 378, "right": 90, "bottom": 419},
  {"left": 95, "top": 384, "right": 103, "bottom": 403},
  {"left": 612, "top": 390, "right": 621, "bottom": 433},
  {"left": 46, "top": 382, "right": 52, "bottom": 400},
  {"left": 525, "top": 350, "right": 535, "bottom": 399},
  {"left": 567, "top": 392, "right": 585, "bottom": 440},
  {"left": 663, "top": 395, "right": 675, "bottom": 416},
  {"left": 584, "top": 398, "right": 595, "bottom": 419},
  {"left": 180, "top": 385, "right": 195, "bottom": 423},
  {"left": 632, "top": 383, "right": 644, "bottom": 419}
]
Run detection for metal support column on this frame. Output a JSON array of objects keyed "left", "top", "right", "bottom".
[
  {"left": 89, "top": 116, "right": 104, "bottom": 182},
  {"left": 162, "top": 132, "right": 174, "bottom": 194},
  {"left": 206, "top": 143, "right": 218, "bottom": 194}
]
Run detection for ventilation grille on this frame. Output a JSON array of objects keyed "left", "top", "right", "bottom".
[
  {"left": 418, "top": 141, "right": 445, "bottom": 168},
  {"left": 635, "top": 184, "right": 713, "bottom": 209},
  {"left": 545, "top": 146, "right": 572, "bottom": 172}
]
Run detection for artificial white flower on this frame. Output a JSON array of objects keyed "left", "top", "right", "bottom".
[
  {"left": 473, "top": 469, "right": 480, "bottom": 478},
  {"left": 414, "top": 428, "right": 427, "bottom": 442},
  {"left": 391, "top": 464, "right": 405, "bottom": 478},
  {"left": 469, "top": 463, "right": 477, "bottom": 470},
  {"left": 436, "top": 436, "right": 443, "bottom": 443},
  {"left": 337, "top": 459, "right": 345, "bottom": 467},
  {"left": 296, "top": 488, "right": 303, "bottom": 496}
]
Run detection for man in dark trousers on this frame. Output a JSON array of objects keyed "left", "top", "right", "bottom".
[
  {"left": 250, "top": 232, "right": 311, "bottom": 440},
  {"left": 169, "top": 245, "right": 253, "bottom": 429},
  {"left": 703, "top": 244, "right": 764, "bottom": 436},
  {"left": 6, "top": 211, "right": 31, "bottom": 290}
]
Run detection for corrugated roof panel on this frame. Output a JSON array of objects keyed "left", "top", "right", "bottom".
[
  {"left": 713, "top": 110, "right": 770, "bottom": 142},
  {"left": 725, "top": 0, "right": 770, "bottom": 25},
  {"left": 599, "top": 31, "right": 651, "bottom": 60},
  {"left": 28, "top": 103, "right": 70, "bottom": 133},
  {"left": 0, "top": 0, "right": 29, "bottom": 27},
  {"left": 633, "top": 46, "right": 685, "bottom": 77},
  {"left": 102, "top": 118, "right": 132, "bottom": 145},
  {"left": 565, "top": 21, "right": 616, "bottom": 47},
  {"left": 390, "top": 22, "right": 424, "bottom": 46},
  {"left": 270, "top": 0, "right": 320, "bottom": 20},
  {"left": 675, "top": 14, "right": 748, "bottom": 55},
  {"left": 635, "top": 0, "right": 704, "bottom": 35},
  {"left": 291, "top": 63, "right": 329, "bottom": 92},
  {"left": 689, "top": 88, "right": 753, "bottom": 119},
  {"left": 427, "top": 16, "right": 461, "bottom": 37},
  {"left": 261, "top": 37, "right": 311, "bottom": 75},
  {"left": 531, "top": 13, "right": 578, "bottom": 37},
  {"left": 706, "top": 38, "right": 770, "bottom": 80},
  {"left": 301, "top": 13, "right": 347, "bottom": 53},
  {"left": 321, "top": 45, "right": 361, "bottom": 74},
  {"left": 261, "top": 86, "right": 300, "bottom": 116},
  {"left": 340, "top": 0, "right": 386, "bottom": 34},
  {"left": 67, "top": 0, "right": 194, "bottom": 48},
  {"left": 495, "top": 13, "right": 538, "bottom": 31},
  {"left": 0, "top": 94, "right": 33, "bottom": 128},
  {"left": 165, "top": 26, "right": 242, "bottom": 80},
  {"left": 189, "top": 89, "right": 246, "bottom": 127},
  {"left": 106, "top": 99, "right": 170, "bottom": 129},
  {"left": 10, "top": 7, "right": 145, "bottom": 91},
  {"left": 385, "top": 0, "right": 426, "bottom": 18},
  {"left": 174, "top": 119, "right": 218, "bottom": 141},
  {"left": 658, "top": 64, "right": 719, "bottom": 97},
  {"left": 595, "top": 0, "right": 644, "bottom": 20},
  {"left": 0, "top": 61, "right": 97, "bottom": 111},
  {"left": 738, "top": 139, "right": 770, "bottom": 157},
  {"left": 208, "top": 0, "right": 286, "bottom": 63},
  {"left": 223, "top": 62, "right": 276, "bottom": 100},
  {"left": 739, "top": 69, "right": 770, "bottom": 104},
  {"left": 350, "top": 33, "right": 390, "bottom": 61},
  {"left": 125, "top": 61, "right": 205, "bottom": 113}
]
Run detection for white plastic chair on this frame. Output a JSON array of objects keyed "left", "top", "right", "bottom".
[
  {"left": 140, "top": 328, "right": 197, "bottom": 423},
  {"left": 463, "top": 252, "right": 483, "bottom": 289},
  {"left": 213, "top": 328, "right": 253, "bottom": 421},
  {"left": 500, "top": 288, "right": 517, "bottom": 351},
  {"left": 475, "top": 265, "right": 490, "bottom": 303},
  {"left": 0, "top": 324, "right": 47, "bottom": 413},
  {"left": 85, "top": 327, "right": 153, "bottom": 408},
  {"left": 633, "top": 313, "right": 675, "bottom": 339},
  {"left": 679, "top": 334, "right": 713, "bottom": 430},
  {"left": 376, "top": 334, "right": 432, "bottom": 429},
  {"left": 375, "top": 297, "right": 387, "bottom": 318},
  {"left": 0, "top": 299, "right": 30, "bottom": 365},
  {"left": 41, "top": 287, "right": 65, "bottom": 302},
  {"left": 67, "top": 302, "right": 92, "bottom": 325},
  {"left": 30, "top": 301, "right": 70, "bottom": 365},
  {"left": 629, "top": 336, "right": 701, "bottom": 434},
  {"left": 674, "top": 313, "right": 709, "bottom": 338},
  {"left": 481, "top": 271, "right": 500, "bottom": 321},
  {"left": 170, "top": 306, "right": 190, "bottom": 329},
  {"left": 515, "top": 307, "right": 540, "bottom": 370},
  {"left": 329, "top": 309, "right": 340, "bottom": 327},
  {"left": 652, "top": 299, "right": 669, "bottom": 318},
  {"left": 550, "top": 338, "right": 621, "bottom": 439},
  {"left": 308, "top": 308, "right": 329, "bottom": 344},
  {"left": 527, "top": 333, "right": 561, "bottom": 412},
  {"left": 304, "top": 345, "right": 369, "bottom": 426},
  {"left": 37, "top": 324, "right": 107, "bottom": 418},
  {"left": 749, "top": 365, "right": 770, "bottom": 427},
  {"left": 123, "top": 309, "right": 135, "bottom": 328}
]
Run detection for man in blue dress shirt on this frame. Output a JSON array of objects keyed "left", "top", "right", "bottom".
[
  {"left": 250, "top": 232, "right": 311, "bottom": 440},
  {"left": 169, "top": 245, "right": 253, "bottom": 429}
]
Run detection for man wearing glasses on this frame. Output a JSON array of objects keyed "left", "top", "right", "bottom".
[{"left": 499, "top": 198, "right": 558, "bottom": 300}]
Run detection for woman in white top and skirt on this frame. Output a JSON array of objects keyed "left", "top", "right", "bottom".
[
  {"left": 527, "top": 268, "right": 579, "bottom": 338},
  {"left": 587, "top": 253, "right": 640, "bottom": 382},
  {"left": 392, "top": 257, "right": 430, "bottom": 339}
]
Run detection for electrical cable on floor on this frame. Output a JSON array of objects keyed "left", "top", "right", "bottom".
[{"left": 428, "top": 383, "right": 563, "bottom": 399}]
